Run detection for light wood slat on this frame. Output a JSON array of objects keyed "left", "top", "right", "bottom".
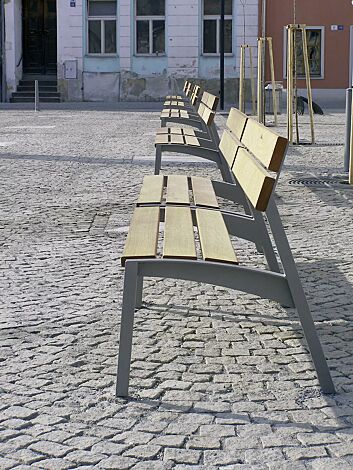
[
  {"left": 201, "top": 108, "right": 215, "bottom": 126},
  {"left": 184, "top": 135, "right": 200, "bottom": 146},
  {"left": 227, "top": 107, "right": 248, "bottom": 140},
  {"left": 207, "top": 94, "right": 219, "bottom": 111},
  {"left": 232, "top": 148, "right": 275, "bottom": 211},
  {"left": 170, "top": 134, "right": 185, "bottom": 144},
  {"left": 163, "top": 207, "right": 197, "bottom": 260},
  {"left": 219, "top": 130, "right": 241, "bottom": 167},
  {"left": 200, "top": 92, "right": 209, "bottom": 105},
  {"left": 241, "top": 118, "right": 288, "bottom": 172},
  {"left": 196, "top": 209, "right": 238, "bottom": 264},
  {"left": 121, "top": 207, "right": 160, "bottom": 266},
  {"left": 156, "top": 127, "right": 195, "bottom": 137},
  {"left": 181, "top": 128, "right": 195, "bottom": 136},
  {"left": 191, "top": 177, "right": 219, "bottom": 208},
  {"left": 155, "top": 134, "right": 169, "bottom": 145},
  {"left": 171, "top": 128, "right": 183, "bottom": 135},
  {"left": 166, "top": 175, "right": 190, "bottom": 205},
  {"left": 180, "top": 110, "right": 189, "bottom": 118},
  {"left": 137, "top": 175, "right": 164, "bottom": 205}
]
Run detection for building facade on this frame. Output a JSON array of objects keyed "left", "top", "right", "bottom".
[
  {"left": 3, "top": 0, "right": 258, "bottom": 102},
  {"left": 262, "top": 0, "right": 353, "bottom": 107}
]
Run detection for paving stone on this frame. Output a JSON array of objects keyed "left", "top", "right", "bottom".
[
  {"left": 124, "top": 444, "right": 162, "bottom": 459},
  {"left": 0, "top": 457, "right": 20, "bottom": 470},
  {"left": 164, "top": 448, "right": 201, "bottom": 464},
  {"left": 0, "top": 109, "right": 352, "bottom": 469},
  {"left": 284, "top": 446, "right": 328, "bottom": 460},
  {"left": 36, "top": 458, "right": 74, "bottom": 469},
  {"left": 310, "top": 457, "right": 353, "bottom": 469},
  {"left": 64, "top": 450, "right": 106, "bottom": 465},
  {"left": 99, "top": 455, "right": 138, "bottom": 469}
]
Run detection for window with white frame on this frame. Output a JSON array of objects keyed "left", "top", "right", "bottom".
[
  {"left": 203, "top": 0, "right": 233, "bottom": 55},
  {"left": 87, "top": 0, "right": 117, "bottom": 54},
  {"left": 136, "top": 0, "right": 165, "bottom": 55}
]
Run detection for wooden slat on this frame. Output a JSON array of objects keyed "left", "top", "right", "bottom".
[
  {"left": 137, "top": 175, "right": 164, "bottom": 205},
  {"left": 201, "top": 108, "right": 215, "bottom": 126},
  {"left": 227, "top": 107, "right": 248, "bottom": 140},
  {"left": 219, "top": 130, "right": 240, "bottom": 167},
  {"left": 232, "top": 148, "right": 275, "bottom": 211},
  {"left": 184, "top": 135, "right": 200, "bottom": 146},
  {"left": 155, "top": 134, "right": 169, "bottom": 145},
  {"left": 181, "top": 128, "right": 196, "bottom": 137},
  {"left": 191, "top": 177, "right": 219, "bottom": 208},
  {"left": 196, "top": 209, "right": 238, "bottom": 264},
  {"left": 206, "top": 94, "right": 219, "bottom": 111},
  {"left": 170, "top": 128, "right": 183, "bottom": 134},
  {"left": 166, "top": 175, "right": 190, "bottom": 205},
  {"left": 121, "top": 207, "right": 160, "bottom": 266},
  {"left": 163, "top": 207, "right": 197, "bottom": 260},
  {"left": 180, "top": 110, "right": 189, "bottom": 118},
  {"left": 170, "top": 134, "right": 185, "bottom": 144},
  {"left": 241, "top": 118, "right": 288, "bottom": 172}
]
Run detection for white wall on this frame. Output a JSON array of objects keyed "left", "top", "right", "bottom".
[
  {"left": 57, "top": 0, "right": 84, "bottom": 100},
  {"left": 235, "top": 0, "right": 259, "bottom": 73},
  {"left": 4, "top": 0, "right": 22, "bottom": 100},
  {"left": 167, "top": 0, "right": 199, "bottom": 78}
]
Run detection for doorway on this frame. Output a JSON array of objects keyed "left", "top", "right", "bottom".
[{"left": 22, "top": 0, "right": 57, "bottom": 75}]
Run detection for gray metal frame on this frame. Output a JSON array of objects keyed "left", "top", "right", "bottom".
[{"left": 116, "top": 186, "right": 335, "bottom": 397}]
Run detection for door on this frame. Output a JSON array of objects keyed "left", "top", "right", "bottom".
[{"left": 23, "top": 0, "right": 57, "bottom": 74}]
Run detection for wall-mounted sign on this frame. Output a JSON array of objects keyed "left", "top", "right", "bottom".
[
  {"left": 331, "top": 25, "right": 344, "bottom": 31},
  {"left": 70, "top": 1, "right": 76, "bottom": 6}
]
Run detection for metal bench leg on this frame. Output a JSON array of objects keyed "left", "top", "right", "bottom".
[
  {"left": 267, "top": 200, "right": 335, "bottom": 394},
  {"left": 136, "top": 275, "right": 143, "bottom": 309},
  {"left": 116, "top": 261, "right": 139, "bottom": 397},
  {"left": 155, "top": 146, "right": 162, "bottom": 175}
]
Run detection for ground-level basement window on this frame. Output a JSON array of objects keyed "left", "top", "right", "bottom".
[
  {"left": 136, "top": 0, "right": 165, "bottom": 55},
  {"left": 203, "top": 0, "right": 233, "bottom": 55},
  {"left": 88, "top": 0, "right": 117, "bottom": 54}
]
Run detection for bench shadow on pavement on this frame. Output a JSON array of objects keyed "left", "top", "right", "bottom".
[{"left": 126, "top": 257, "right": 353, "bottom": 432}]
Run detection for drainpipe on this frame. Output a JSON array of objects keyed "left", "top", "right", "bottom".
[
  {"left": 260, "top": 0, "right": 266, "bottom": 123},
  {"left": 0, "top": 0, "right": 5, "bottom": 102}
]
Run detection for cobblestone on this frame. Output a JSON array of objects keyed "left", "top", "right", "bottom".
[{"left": 0, "top": 107, "right": 353, "bottom": 468}]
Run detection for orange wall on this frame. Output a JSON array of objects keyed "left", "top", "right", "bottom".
[{"left": 261, "top": 0, "right": 353, "bottom": 88}]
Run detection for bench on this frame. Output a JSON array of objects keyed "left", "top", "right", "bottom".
[
  {"left": 156, "top": 92, "right": 235, "bottom": 181},
  {"left": 116, "top": 109, "right": 335, "bottom": 397},
  {"left": 163, "top": 84, "right": 201, "bottom": 111},
  {"left": 165, "top": 80, "right": 192, "bottom": 101}
]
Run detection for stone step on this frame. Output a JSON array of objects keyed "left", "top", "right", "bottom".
[{"left": 10, "top": 96, "right": 61, "bottom": 103}]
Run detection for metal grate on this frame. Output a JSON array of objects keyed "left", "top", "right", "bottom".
[{"left": 288, "top": 178, "right": 353, "bottom": 189}]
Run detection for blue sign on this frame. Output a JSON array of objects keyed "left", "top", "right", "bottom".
[
  {"left": 70, "top": 1, "right": 76, "bottom": 6},
  {"left": 338, "top": 25, "right": 344, "bottom": 31}
]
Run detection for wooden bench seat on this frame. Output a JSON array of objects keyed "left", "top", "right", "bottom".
[
  {"left": 121, "top": 206, "right": 238, "bottom": 267},
  {"left": 116, "top": 107, "right": 335, "bottom": 398}
]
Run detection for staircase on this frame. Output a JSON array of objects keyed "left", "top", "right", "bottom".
[{"left": 10, "top": 76, "right": 61, "bottom": 103}]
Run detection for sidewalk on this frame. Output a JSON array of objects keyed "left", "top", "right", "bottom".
[{"left": 1, "top": 106, "right": 353, "bottom": 469}]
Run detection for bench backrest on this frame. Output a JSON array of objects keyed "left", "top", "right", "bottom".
[
  {"left": 184, "top": 82, "right": 193, "bottom": 96},
  {"left": 190, "top": 85, "right": 201, "bottom": 105},
  {"left": 183, "top": 80, "right": 190, "bottom": 92},
  {"left": 219, "top": 108, "right": 288, "bottom": 212},
  {"left": 197, "top": 91, "right": 219, "bottom": 126}
]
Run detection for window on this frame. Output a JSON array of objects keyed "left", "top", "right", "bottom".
[
  {"left": 203, "top": 0, "right": 233, "bottom": 55},
  {"left": 88, "top": 0, "right": 117, "bottom": 54},
  {"left": 284, "top": 27, "right": 324, "bottom": 78},
  {"left": 136, "top": 0, "right": 165, "bottom": 55},
  {"left": 295, "top": 28, "right": 323, "bottom": 77}
]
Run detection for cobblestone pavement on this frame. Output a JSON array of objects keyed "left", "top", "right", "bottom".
[{"left": 1, "top": 105, "right": 353, "bottom": 469}]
